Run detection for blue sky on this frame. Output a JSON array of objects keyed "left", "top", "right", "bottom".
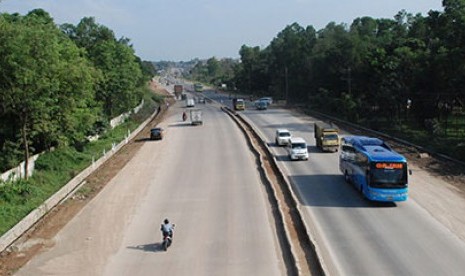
[{"left": 1, "top": 0, "right": 443, "bottom": 61}]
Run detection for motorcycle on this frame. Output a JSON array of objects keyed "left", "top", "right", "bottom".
[
  {"left": 161, "top": 224, "right": 175, "bottom": 251},
  {"left": 182, "top": 112, "right": 187, "bottom": 122}
]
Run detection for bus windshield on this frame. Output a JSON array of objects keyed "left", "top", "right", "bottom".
[{"left": 370, "top": 162, "right": 407, "bottom": 188}]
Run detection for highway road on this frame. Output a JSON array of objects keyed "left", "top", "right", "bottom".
[
  {"left": 212, "top": 93, "right": 465, "bottom": 275},
  {"left": 15, "top": 97, "right": 285, "bottom": 275}
]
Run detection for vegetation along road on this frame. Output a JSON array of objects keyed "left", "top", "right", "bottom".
[{"left": 3, "top": 3, "right": 465, "bottom": 275}]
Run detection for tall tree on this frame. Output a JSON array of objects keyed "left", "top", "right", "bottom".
[
  {"left": 65, "top": 17, "right": 143, "bottom": 117},
  {"left": 0, "top": 10, "right": 99, "bottom": 176}
]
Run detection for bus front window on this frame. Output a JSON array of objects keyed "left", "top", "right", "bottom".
[{"left": 370, "top": 163, "right": 408, "bottom": 188}]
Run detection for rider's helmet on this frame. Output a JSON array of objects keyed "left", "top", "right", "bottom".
[{"left": 164, "top": 218, "right": 169, "bottom": 224}]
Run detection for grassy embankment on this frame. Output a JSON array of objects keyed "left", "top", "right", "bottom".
[{"left": 0, "top": 87, "right": 165, "bottom": 236}]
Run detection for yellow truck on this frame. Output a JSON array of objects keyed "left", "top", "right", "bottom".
[
  {"left": 314, "top": 122, "right": 339, "bottom": 152},
  {"left": 232, "top": 98, "right": 245, "bottom": 110}
]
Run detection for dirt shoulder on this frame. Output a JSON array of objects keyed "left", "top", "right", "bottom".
[{"left": 0, "top": 81, "right": 174, "bottom": 276}]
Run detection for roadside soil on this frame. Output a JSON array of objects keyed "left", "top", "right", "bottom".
[{"left": 0, "top": 80, "right": 175, "bottom": 276}]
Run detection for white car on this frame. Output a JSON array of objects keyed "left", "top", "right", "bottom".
[
  {"left": 287, "top": 137, "right": 309, "bottom": 160},
  {"left": 275, "top": 129, "right": 291, "bottom": 146}
]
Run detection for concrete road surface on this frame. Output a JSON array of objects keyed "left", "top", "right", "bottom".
[
  {"left": 237, "top": 104, "right": 465, "bottom": 276},
  {"left": 16, "top": 99, "right": 285, "bottom": 275}
]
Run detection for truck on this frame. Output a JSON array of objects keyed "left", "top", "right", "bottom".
[
  {"left": 174, "top": 84, "right": 183, "bottom": 99},
  {"left": 232, "top": 98, "right": 245, "bottom": 110},
  {"left": 190, "top": 109, "right": 203, "bottom": 125},
  {"left": 186, "top": 98, "right": 195, "bottom": 107},
  {"left": 194, "top": 83, "right": 203, "bottom": 92},
  {"left": 314, "top": 122, "right": 339, "bottom": 152}
]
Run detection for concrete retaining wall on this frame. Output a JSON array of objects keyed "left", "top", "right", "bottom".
[{"left": 1, "top": 154, "right": 40, "bottom": 183}]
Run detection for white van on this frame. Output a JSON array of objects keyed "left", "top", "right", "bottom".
[
  {"left": 287, "top": 137, "right": 308, "bottom": 160},
  {"left": 186, "top": 98, "right": 195, "bottom": 107},
  {"left": 275, "top": 129, "right": 291, "bottom": 146}
]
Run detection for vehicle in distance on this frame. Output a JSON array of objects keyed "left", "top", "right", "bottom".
[
  {"left": 190, "top": 109, "right": 202, "bottom": 125},
  {"left": 259, "top": 97, "right": 273, "bottom": 105},
  {"left": 174, "top": 84, "right": 183, "bottom": 99},
  {"left": 314, "top": 122, "right": 339, "bottom": 152},
  {"left": 339, "top": 136, "right": 410, "bottom": 202},
  {"left": 186, "top": 98, "right": 195, "bottom": 107},
  {"left": 275, "top": 129, "right": 291, "bottom": 146},
  {"left": 287, "top": 137, "right": 308, "bottom": 160},
  {"left": 255, "top": 100, "right": 268, "bottom": 110},
  {"left": 233, "top": 98, "right": 245, "bottom": 110},
  {"left": 198, "top": 97, "right": 205, "bottom": 104},
  {"left": 194, "top": 83, "right": 203, "bottom": 92},
  {"left": 150, "top": 127, "right": 163, "bottom": 140}
]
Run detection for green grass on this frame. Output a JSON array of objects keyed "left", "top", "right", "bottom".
[{"left": 0, "top": 89, "right": 162, "bottom": 236}]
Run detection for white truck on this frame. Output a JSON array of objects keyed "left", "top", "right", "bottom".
[
  {"left": 190, "top": 109, "right": 203, "bottom": 125},
  {"left": 186, "top": 98, "right": 195, "bottom": 107}
]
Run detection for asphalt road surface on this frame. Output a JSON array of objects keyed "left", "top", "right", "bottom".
[
  {"left": 230, "top": 99, "right": 465, "bottom": 276},
  {"left": 16, "top": 98, "right": 285, "bottom": 275}
]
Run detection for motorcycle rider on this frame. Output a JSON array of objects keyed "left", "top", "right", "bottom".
[
  {"left": 161, "top": 218, "right": 174, "bottom": 239},
  {"left": 182, "top": 111, "right": 187, "bottom": 121}
]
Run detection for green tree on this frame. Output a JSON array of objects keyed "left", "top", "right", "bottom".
[
  {"left": 64, "top": 17, "right": 143, "bottom": 117},
  {"left": 235, "top": 45, "right": 270, "bottom": 95},
  {"left": 267, "top": 23, "right": 317, "bottom": 102},
  {"left": 0, "top": 10, "right": 99, "bottom": 176}
]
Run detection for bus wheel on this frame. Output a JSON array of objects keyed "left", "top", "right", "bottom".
[{"left": 344, "top": 171, "right": 350, "bottom": 183}]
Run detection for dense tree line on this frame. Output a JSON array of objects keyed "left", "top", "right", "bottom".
[
  {"left": 0, "top": 9, "right": 154, "bottom": 174},
  {"left": 233, "top": 1, "right": 465, "bottom": 141},
  {"left": 189, "top": 57, "right": 236, "bottom": 89}
]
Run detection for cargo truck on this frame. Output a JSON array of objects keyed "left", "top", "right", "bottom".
[
  {"left": 186, "top": 98, "right": 195, "bottom": 107},
  {"left": 232, "top": 98, "right": 245, "bottom": 110},
  {"left": 194, "top": 83, "right": 203, "bottom": 92},
  {"left": 314, "top": 122, "right": 339, "bottom": 152},
  {"left": 174, "top": 84, "right": 183, "bottom": 99},
  {"left": 190, "top": 109, "right": 203, "bottom": 125}
]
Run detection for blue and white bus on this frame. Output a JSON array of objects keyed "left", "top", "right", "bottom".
[{"left": 339, "top": 136, "right": 410, "bottom": 202}]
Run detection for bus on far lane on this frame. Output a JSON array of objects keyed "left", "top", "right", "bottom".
[{"left": 339, "top": 136, "right": 410, "bottom": 202}]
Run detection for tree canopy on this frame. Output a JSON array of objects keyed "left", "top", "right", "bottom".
[
  {"left": 233, "top": 3, "right": 465, "bottom": 135},
  {"left": 0, "top": 10, "right": 154, "bottom": 174}
]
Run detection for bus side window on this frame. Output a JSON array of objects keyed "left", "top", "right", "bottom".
[
  {"left": 355, "top": 152, "right": 368, "bottom": 168},
  {"left": 341, "top": 145, "right": 355, "bottom": 161}
]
